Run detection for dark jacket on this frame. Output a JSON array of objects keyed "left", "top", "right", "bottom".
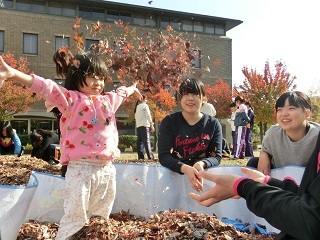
[
  {"left": 158, "top": 112, "right": 222, "bottom": 174},
  {"left": 31, "top": 132, "right": 59, "bottom": 162},
  {"left": 237, "top": 133, "right": 320, "bottom": 240},
  {"left": 234, "top": 111, "right": 250, "bottom": 127}
]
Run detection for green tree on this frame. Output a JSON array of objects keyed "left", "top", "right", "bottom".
[{"left": 235, "top": 61, "right": 296, "bottom": 141}]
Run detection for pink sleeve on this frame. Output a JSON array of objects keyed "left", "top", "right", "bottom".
[{"left": 106, "top": 86, "right": 128, "bottom": 112}]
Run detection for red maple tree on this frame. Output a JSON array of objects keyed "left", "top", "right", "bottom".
[
  {"left": 234, "top": 60, "right": 296, "bottom": 139},
  {"left": 0, "top": 52, "right": 41, "bottom": 121},
  {"left": 204, "top": 79, "right": 232, "bottom": 119}
]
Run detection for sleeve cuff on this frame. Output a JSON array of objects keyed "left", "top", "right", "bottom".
[
  {"left": 263, "top": 175, "right": 270, "bottom": 184},
  {"left": 233, "top": 177, "right": 248, "bottom": 196}
]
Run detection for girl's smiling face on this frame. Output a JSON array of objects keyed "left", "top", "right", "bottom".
[
  {"left": 276, "top": 98, "right": 310, "bottom": 132},
  {"left": 180, "top": 93, "right": 203, "bottom": 114},
  {"left": 80, "top": 74, "right": 105, "bottom": 95}
]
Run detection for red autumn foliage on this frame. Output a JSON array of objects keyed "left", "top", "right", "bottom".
[
  {"left": 204, "top": 79, "right": 233, "bottom": 119},
  {"left": 0, "top": 52, "right": 41, "bottom": 121},
  {"left": 234, "top": 60, "right": 295, "bottom": 137}
]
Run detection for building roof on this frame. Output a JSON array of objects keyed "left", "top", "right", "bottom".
[{"left": 64, "top": 0, "right": 242, "bottom": 31}]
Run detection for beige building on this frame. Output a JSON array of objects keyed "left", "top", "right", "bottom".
[{"left": 0, "top": 0, "right": 242, "bottom": 142}]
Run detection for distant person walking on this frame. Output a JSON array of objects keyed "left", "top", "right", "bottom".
[
  {"left": 228, "top": 102, "right": 237, "bottom": 156},
  {"left": 245, "top": 101, "right": 254, "bottom": 157},
  {"left": 200, "top": 96, "right": 216, "bottom": 117},
  {"left": 134, "top": 95, "right": 155, "bottom": 160},
  {"left": 233, "top": 96, "right": 250, "bottom": 159}
]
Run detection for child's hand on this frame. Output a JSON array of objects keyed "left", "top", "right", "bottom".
[{"left": 0, "top": 56, "right": 14, "bottom": 87}]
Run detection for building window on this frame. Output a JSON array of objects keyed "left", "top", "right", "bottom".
[
  {"left": 31, "top": 0, "right": 45, "bottom": 13},
  {"left": 119, "top": 12, "right": 131, "bottom": 22},
  {"left": 146, "top": 16, "right": 156, "bottom": 27},
  {"left": 182, "top": 20, "right": 193, "bottom": 31},
  {"left": 11, "top": 120, "right": 28, "bottom": 135},
  {"left": 204, "top": 23, "right": 215, "bottom": 34},
  {"left": 92, "top": 8, "right": 105, "bottom": 20},
  {"left": 215, "top": 24, "right": 225, "bottom": 35},
  {"left": 62, "top": 3, "right": 76, "bottom": 17},
  {"left": 191, "top": 49, "right": 201, "bottom": 68},
  {"left": 31, "top": 119, "right": 52, "bottom": 131},
  {"left": 170, "top": 19, "right": 181, "bottom": 30},
  {"left": 2, "top": 0, "right": 14, "bottom": 9},
  {"left": 133, "top": 14, "right": 146, "bottom": 25},
  {"left": 160, "top": 17, "right": 170, "bottom": 29},
  {"left": 23, "top": 33, "right": 38, "bottom": 55},
  {"left": 79, "top": 6, "right": 92, "bottom": 19},
  {"left": 55, "top": 36, "right": 69, "bottom": 51},
  {"left": 16, "top": 0, "right": 31, "bottom": 11},
  {"left": 194, "top": 21, "right": 204, "bottom": 32},
  {"left": 86, "top": 39, "right": 99, "bottom": 53},
  {"left": 48, "top": 2, "right": 62, "bottom": 15},
  {"left": 0, "top": 31, "right": 4, "bottom": 52},
  {"left": 107, "top": 10, "right": 120, "bottom": 21}
]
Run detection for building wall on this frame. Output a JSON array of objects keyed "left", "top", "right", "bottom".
[{"left": 0, "top": 5, "right": 237, "bottom": 142}]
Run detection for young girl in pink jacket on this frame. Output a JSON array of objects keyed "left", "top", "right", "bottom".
[{"left": 0, "top": 53, "right": 141, "bottom": 239}]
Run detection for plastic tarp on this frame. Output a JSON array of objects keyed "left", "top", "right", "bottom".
[
  {"left": 26, "top": 165, "right": 305, "bottom": 232},
  {"left": 1, "top": 164, "right": 305, "bottom": 239},
  {"left": 0, "top": 173, "right": 38, "bottom": 240}
]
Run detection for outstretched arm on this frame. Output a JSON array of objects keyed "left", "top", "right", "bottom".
[{"left": 0, "top": 56, "right": 33, "bottom": 88}]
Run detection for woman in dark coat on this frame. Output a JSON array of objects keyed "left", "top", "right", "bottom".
[{"left": 30, "top": 129, "right": 59, "bottom": 165}]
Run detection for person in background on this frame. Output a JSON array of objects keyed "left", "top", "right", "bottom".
[
  {"left": 0, "top": 53, "right": 141, "bottom": 239},
  {"left": 246, "top": 91, "right": 320, "bottom": 175},
  {"left": 245, "top": 101, "right": 255, "bottom": 158},
  {"left": 158, "top": 78, "right": 222, "bottom": 192},
  {"left": 200, "top": 96, "right": 217, "bottom": 117},
  {"left": 134, "top": 95, "right": 155, "bottom": 160},
  {"left": 0, "top": 121, "right": 23, "bottom": 157},
  {"left": 233, "top": 96, "right": 250, "bottom": 159},
  {"left": 228, "top": 102, "right": 237, "bottom": 156},
  {"left": 189, "top": 130, "right": 320, "bottom": 240},
  {"left": 30, "top": 129, "right": 60, "bottom": 165}
]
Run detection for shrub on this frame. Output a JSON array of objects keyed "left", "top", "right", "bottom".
[
  {"left": 19, "top": 134, "right": 31, "bottom": 146},
  {"left": 119, "top": 135, "right": 155, "bottom": 152}
]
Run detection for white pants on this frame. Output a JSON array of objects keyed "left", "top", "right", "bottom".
[{"left": 55, "top": 160, "right": 116, "bottom": 240}]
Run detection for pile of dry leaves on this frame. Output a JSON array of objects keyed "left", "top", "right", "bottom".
[
  {"left": 18, "top": 210, "right": 277, "bottom": 239},
  {"left": 1, "top": 156, "right": 277, "bottom": 239},
  {"left": 0, "top": 155, "right": 61, "bottom": 186}
]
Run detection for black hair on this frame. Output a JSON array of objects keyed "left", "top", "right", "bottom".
[
  {"left": 30, "top": 129, "right": 53, "bottom": 148},
  {"left": 64, "top": 53, "right": 109, "bottom": 92},
  {"left": 178, "top": 78, "right": 205, "bottom": 101},
  {"left": 0, "top": 121, "right": 14, "bottom": 138},
  {"left": 234, "top": 96, "right": 246, "bottom": 103},
  {"left": 275, "top": 91, "right": 311, "bottom": 112},
  {"left": 229, "top": 102, "right": 236, "bottom": 108}
]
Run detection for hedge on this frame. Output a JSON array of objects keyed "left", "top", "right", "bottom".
[{"left": 18, "top": 134, "right": 154, "bottom": 152}]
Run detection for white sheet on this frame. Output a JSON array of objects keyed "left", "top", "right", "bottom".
[{"left": 24, "top": 164, "right": 305, "bottom": 234}]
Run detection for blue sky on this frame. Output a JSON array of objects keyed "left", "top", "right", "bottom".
[{"left": 107, "top": 0, "right": 320, "bottom": 93}]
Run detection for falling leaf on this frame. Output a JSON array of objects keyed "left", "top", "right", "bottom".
[
  {"left": 213, "top": 59, "right": 221, "bottom": 67},
  {"left": 73, "top": 17, "right": 82, "bottom": 30},
  {"left": 166, "top": 25, "right": 173, "bottom": 31},
  {"left": 93, "top": 21, "right": 102, "bottom": 31},
  {"left": 204, "top": 66, "right": 210, "bottom": 72}
]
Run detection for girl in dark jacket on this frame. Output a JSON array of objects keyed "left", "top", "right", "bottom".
[
  {"left": 190, "top": 132, "right": 320, "bottom": 240},
  {"left": 30, "top": 129, "right": 59, "bottom": 165}
]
